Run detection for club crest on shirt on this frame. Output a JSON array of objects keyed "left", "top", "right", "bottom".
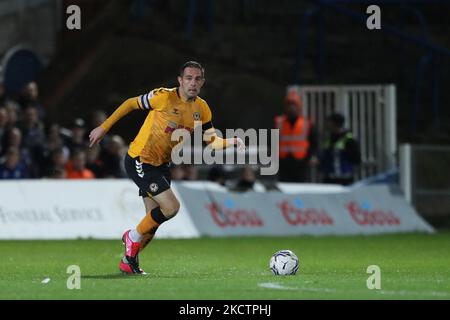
[
  {"left": 149, "top": 183, "right": 159, "bottom": 193},
  {"left": 193, "top": 112, "right": 201, "bottom": 121}
]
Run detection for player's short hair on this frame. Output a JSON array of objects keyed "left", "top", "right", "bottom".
[
  {"left": 180, "top": 61, "right": 205, "bottom": 78},
  {"left": 327, "top": 113, "right": 345, "bottom": 128}
]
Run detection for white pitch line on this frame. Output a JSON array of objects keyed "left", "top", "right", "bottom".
[
  {"left": 258, "top": 282, "right": 336, "bottom": 293},
  {"left": 258, "top": 282, "right": 450, "bottom": 297}
]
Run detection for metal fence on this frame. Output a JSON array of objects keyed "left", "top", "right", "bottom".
[{"left": 288, "top": 84, "right": 397, "bottom": 181}]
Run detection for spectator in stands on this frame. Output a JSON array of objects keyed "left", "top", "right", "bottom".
[
  {"left": 99, "top": 135, "right": 126, "bottom": 178},
  {"left": 1, "top": 127, "right": 32, "bottom": 169},
  {"left": 0, "top": 81, "right": 6, "bottom": 106},
  {"left": 18, "top": 81, "right": 45, "bottom": 118},
  {"left": 275, "top": 89, "right": 318, "bottom": 182},
  {"left": 46, "top": 124, "right": 69, "bottom": 150},
  {"left": 67, "top": 118, "right": 89, "bottom": 153},
  {"left": 5, "top": 103, "right": 19, "bottom": 129},
  {"left": 170, "top": 165, "right": 185, "bottom": 180},
  {"left": 20, "top": 106, "right": 45, "bottom": 148},
  {"left": 183, "top": 164, "right": 199, "bottom": 181},
  {"left": 0, "top": 108, "right": 8, "bottom": 154},
  {"left": 20, "top": 105, "right": 46, "bottom": 174},
  {"left": 86, "top": 110, "right": 110, "bottom": 146},
  {"left": 86, "top": 144, "right": 104, "bottom": 178},
  {"left": 319, "top": 113, "right": 361, "bottom": 186},
  {"left": 208, "top": 165, "right": 227, "bottom": 186},
  {"left": 65, "top": 149, "right": 95, "bottom": 179},
  {"left": 233, "top": 166, "right": 257, "bottom": 192},
  {"left": 43, "top": 147, "right": 68, "bottom": 178},
  {"left": 0, "top": 147, "right": 29, "bottom": 179},
  {"left": 48, "top": 167, "right": 66, "bottom": 179}
]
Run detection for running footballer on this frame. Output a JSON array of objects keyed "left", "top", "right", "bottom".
[{"left": 89, "top": 61, "right": 245, "bottom": 274}]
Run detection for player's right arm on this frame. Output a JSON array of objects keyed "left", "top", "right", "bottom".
[
  {"left": 89, "top": 89, "right": 168, "bottom": 147},
  {"left": 89, "top": 97, "right": 141, "bottom": 147}
]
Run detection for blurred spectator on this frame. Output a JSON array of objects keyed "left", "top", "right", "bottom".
[
  {"left": 275, "top": 89, "right": 318, "bottom": 182},
  {"left": 5, "top": 103, "right": 19, "bottom": 129},
  {"left": 48, "top": 167, "right": 66, "bottom": 179},
  {"left": 208, "top": 165, "right": 227, "bottom": 186},
  {"left": 0, "top": 147, "right": 29, "bottom": 179},
  {"left": 0, "top": 108, "right": 8, "bottom": 153},
  {"left": 99, "top": 135, "right": 126, "bottom": 178},
  {"left": 20, "top": 106, "right": 46, "bottom": 173},
  {"left": 86, "top": 110, "right": 110, "bottom": 146},
  {"left": 18, "top": 81, "right": 45, "bottom": 118},
  {"left": 233, "top": 166, "right": 257, "bottom": 192},
  {"left": 20, "top": 106, "right": 45, "bottom": 147},
  {"left": 170, "top": 165, "right": 185, "bottom": 180},
  {"left": 319, "top": 113, "right": 361, "bottom": 186},
  {"left": 65, "top": 149, "right": 95, "bottom": 179},
  {"left": 0, "top": 81, "right": 5, "bottom": 106},
  {"left": 86, "top": 144, "right": 104, "bottom": 178},
  {"left": 45, "top": 124, "right": 70, "bottom": 153},
  {"left": 183, "top": 164, "right": 199, "bottom": 181},
  {"left": 67, "top": 118, "right": 89, "bottom": 152},
  {"left": 1, "top": 127, "right": 32, "bottom": 168},
  {"left": 43, "top": 147, "right": 68, "bottom": 178},
  {"left": 91, "top": 110, "right": 108, "bottom": 127}
]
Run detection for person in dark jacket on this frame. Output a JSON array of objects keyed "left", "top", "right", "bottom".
[{"left": 319, "top": 113, "right": 361, "bottom": 185}]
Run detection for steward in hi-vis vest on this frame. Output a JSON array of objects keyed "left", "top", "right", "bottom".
[{"left": 275, "top": 89, "right": 318, "bottom": 182}]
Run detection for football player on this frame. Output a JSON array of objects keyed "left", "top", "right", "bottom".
[{"left": 89, "top": 61, "right": 245, "bottom": 274}]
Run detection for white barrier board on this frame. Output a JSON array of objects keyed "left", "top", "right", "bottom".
[
  {"left": 0, "top": 180, "right": 433, "bottom": 239},
  {"left": 0, "top": 180, "right": 199, "bottom": 239}
]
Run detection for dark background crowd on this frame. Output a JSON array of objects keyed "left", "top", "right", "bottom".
[
  {"left": 0, "top": 79, "right": 361, "bottom": 190},
  {"left": 0, "top": 81, "right": 128, "bottom": 180}
]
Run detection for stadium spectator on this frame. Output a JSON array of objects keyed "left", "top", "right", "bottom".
[
  {"left": 86, "top": 144, "right": 104, "bottom": 178},
  {"left": 275, "top": 89, "right": 318, "bottom": 182},
  {"left": 207, "top": 165, "right": 227, "bottom": 186},
  {"left": 67, "top": 118, "right": 89, "bottom": 153},
  {"left": 20, "top": 106, "right": 45, "bottom": 148},
  {"left": 0, "top": 147, "right": 29, "bottom": 179},
  {"left": 17, "top": 81, "right": 45, "bottom": 118},
  {"left": 48, "top": 167, "right": 66, "bottom": 179},
  {"left": 20, "top": 106, "right": 46, "bottom": 174},
  {"left": 65, "top": 149, "right": 95, "bottom": 179},
  {"left": 5, "top": 103, "right": 19, "bottom": 129},
  {"left": 45, "top": 124, "right": 69, "bottom": 151},
  {"left": 43, "top": 147, "right": 68, "bottom": 178},
  {"left": 0, "top": 108, "right": 8, "bottom": 153},
  {"left": 99, "top": 135, "right": 126, "bottom": 178},
  {"left": 86, "top": 110, "right": 110, "bottom": 146},
  {"left": 232, "top": 166, "right": 256, "bottom": 192},
  {"left": 0, "top": 81, "right": 5, "bottom": 106},
  {"left": 319, "top": 113, "right": 361, "bottom": 185},
  {"left": 183, "top": 164, "right": 199, "bottom": 181},
  {"left": 1, "top": 127, "right": 32, "bottom": 169},
  {"left": 170, "top": 165, "right": 185, "bottom": 180}
]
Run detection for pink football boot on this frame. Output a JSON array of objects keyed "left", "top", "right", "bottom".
[{"left": 119, "top": 230, "right": 146, "bottom": 275}]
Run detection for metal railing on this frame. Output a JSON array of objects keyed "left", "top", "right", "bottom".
[{"left": 289, "top": 84, "right": 397, "bottom": 181}]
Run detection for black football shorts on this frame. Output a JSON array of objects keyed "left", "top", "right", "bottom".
[{"left": 124, "top": 154, "right": 171, "bottom": 198}]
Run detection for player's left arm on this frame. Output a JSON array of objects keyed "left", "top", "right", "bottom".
[{"left": 201, "top": 102, "right": 245, "bottom": 151}]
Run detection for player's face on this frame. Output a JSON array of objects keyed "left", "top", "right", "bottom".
[{"left": 178, "top": 67, "right": 205, "bottom": 100}]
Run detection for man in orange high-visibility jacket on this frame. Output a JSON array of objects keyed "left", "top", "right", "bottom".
[{"left": 274, "top": 89, "right": 318, "bottom": 182}]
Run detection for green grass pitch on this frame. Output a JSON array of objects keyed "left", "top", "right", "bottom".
[{"left": 1, "top": 233, "right": 449, "bottom": 300}]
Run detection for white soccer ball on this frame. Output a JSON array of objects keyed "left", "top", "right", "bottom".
[{"left": 269, "top": 250, "right": 299, "bottom": 275}]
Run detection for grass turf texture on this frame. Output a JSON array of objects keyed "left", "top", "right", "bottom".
[{"left": 1, "top": 233, "right": 449, "bottom": 300}]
